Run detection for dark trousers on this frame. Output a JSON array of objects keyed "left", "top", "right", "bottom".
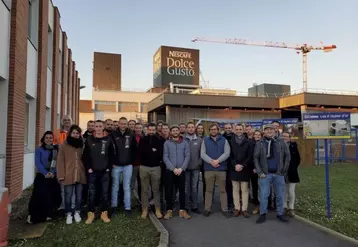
[
  {"left": 88, "top": 171, "right": 110, "bottom": 212},
  {"left": 251, "top": 173, "right": 259, "bottom": 205},
  {"left": 165, "top": 170, "right": 186, "bottom": 211},
  {"left": 226, "top": 170, "right": 233, "bottom": 208},
  {"left": 200, "top": 166, "right": 206, "bottom": 201},
  {"left": 160, "top": 165, "right": 166, "bottom": 208}
]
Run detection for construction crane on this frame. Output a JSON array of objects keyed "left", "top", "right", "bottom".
[
  {"left": 192, "top": 37, "right": 337, "bottom": 92},
  {"left": 199, "top": 71, "right": 210, "bottom": 88}
]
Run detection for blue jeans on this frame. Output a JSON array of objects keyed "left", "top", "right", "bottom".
[
  {"left": 64, "top": 183, "right": 83, "bottom": 215},
  {"left": 185, "top": 169, "right": 200, "bottom": 209},
  {"left": 111, "top": 165, "right": 133, "bottom": 210},
  {"left": 259, "top": 173, "right": 285, "bottom": 216}
]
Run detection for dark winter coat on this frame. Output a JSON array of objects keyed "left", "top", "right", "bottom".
[
  {"left": 111, "top": 128, "right": 137, "bottom": 166},
  {"left": 138, "top": 134, "right": 163, "bottom": 167},
  {"left": 287, "top": 142, "right": 301, "bottom": 183},
  {"left": 229, "top": 136, "right": 254, "bottom": 182}
]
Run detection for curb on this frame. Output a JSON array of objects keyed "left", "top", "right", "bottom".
[
  {"left": 295, "top": 215, "right": 358, "bottom": 246},
  {"left": 133, "top": 191, "right": 169, "bottom": 247},
  {"left": 149, "top": 212, "right": 169, "bottom": 247}
]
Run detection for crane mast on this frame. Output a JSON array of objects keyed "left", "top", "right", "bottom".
[{"left": 192, "top": 37, "right": 336, "bottom": 92}]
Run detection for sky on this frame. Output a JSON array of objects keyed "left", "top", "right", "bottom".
[{"left": 53, "top": 0, "right": 358, "bottom": 100}]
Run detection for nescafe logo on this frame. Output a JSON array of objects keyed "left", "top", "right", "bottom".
[{"left": 166, "top": 51, "right": 195, "bottom": 77}]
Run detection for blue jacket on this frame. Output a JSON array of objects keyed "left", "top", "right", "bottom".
[
  {"left": 35, "top": 146, "right": 58, "bottom": 175},
  {"left": 201, "top": 135, "right": 230, "bottom": 171},
  {"left": 163, "top": 138, "right": 190, "bottom": 171}
]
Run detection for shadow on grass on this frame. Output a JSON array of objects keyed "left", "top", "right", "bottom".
[{"left": 296, "top": 163, "right": 358, "bottom": 239}]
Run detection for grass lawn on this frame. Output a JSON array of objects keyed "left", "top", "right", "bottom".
[
  {"left": 296, "top": 163, "right": 358, "bottom": 240},
  {"left": 9, "top": 211, "right": 159, "bottom": 247}
]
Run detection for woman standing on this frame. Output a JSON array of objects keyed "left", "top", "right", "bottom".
[
  {"left": 282, "top": 132, "right": 300, "bottom": 217},
  {"left": 27, "top": 131, "right": 61, "bottom": 224},
  {"left": 57, "top": 125, "right": 87, "bottom": 225}
]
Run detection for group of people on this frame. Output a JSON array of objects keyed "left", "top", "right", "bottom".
[{"left": 28, "top": 116, "right": 301, "bottom": 226}]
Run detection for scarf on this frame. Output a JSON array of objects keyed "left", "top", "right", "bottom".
[
  {"left": 67, "top": 136, "right": 84, "bottom": 149},
  {"left": 264, "top": 137, "right": 274, "bottom": 158},
  {"left": 42, "top": 144, "right": 58, "bottom": 171}
]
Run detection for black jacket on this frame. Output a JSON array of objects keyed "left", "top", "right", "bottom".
[
  {"left": 287, "top": 142, "right": 301, "bottom": 183},
  {"left": 111, "top": 128, "right": 136, "bottom": 166},
  {"left": 138, "top": 135, "right": 163, "bottom": 167},
  {"left": 82, "top": 135, "right": 116, "bottom": 172},
  {"left": 229, "top": 136, "right": 254, "bottom": 182}
]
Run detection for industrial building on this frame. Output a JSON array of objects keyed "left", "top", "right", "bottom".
[{"left": 0, "top": 0, "right": 81, "bottom": 200}]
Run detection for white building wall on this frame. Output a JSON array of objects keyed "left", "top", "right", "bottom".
[
  {"left": 0, "top": 2, "right": 10, "bottom": 81},
  {"left": 23, "top": 153, "right": 35, "bottom": 190},
  {"left": 46, "top": 68, "right": 52, "bottom": 107},
  {"left": 48, "top": 0, "right": 54, "bottom": 32},
  {"left": 26, "top": 41, "right": 38, "bottom": 98},
  {"left": 79, "top": 112, "right": 94, "bottom": 131}
]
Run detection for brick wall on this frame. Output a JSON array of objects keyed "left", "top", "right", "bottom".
[
  {"left": 35, "top": 0, "right": 49, "bottom": 146},
  {"left": 66, "top": 49, "right": 72, "bottom": 117},
  {"left": 71, "top": 62, "right": 76, "bottom": 121},
  {"left": 74, "top": 70, "right": 78, "bottom": 123},
  {"left": 76, "top": 78, "right": 81, "bottom": 123},
  {"left": 50, "top": 7, "right": 60, "bottom": 133},
  {"left": 60, "top": 32, "right": 67, "bottom": 119},
  {"left": 6, "top": 0, "right": 29, "bottom": 200}
]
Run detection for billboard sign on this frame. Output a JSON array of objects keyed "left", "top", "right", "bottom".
[
  {"left": 153, "top": 46, "right": 199, "bottom": 88},
  {"left": 303, "top": 113, "right": 351, "bottom": 139},
  {"left": 263, "top": 118, "right": 299, "bottom": 139}
]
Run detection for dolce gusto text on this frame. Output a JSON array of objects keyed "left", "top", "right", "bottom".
[{"left": 166, "top": 51, "right": 195, "bottom": 76}]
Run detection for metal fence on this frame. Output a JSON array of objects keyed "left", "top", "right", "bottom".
[{"left": 315, "top": 128, "right": 358, "bottom": 164}]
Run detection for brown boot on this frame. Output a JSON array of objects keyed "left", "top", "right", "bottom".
[
  {"left": 234, "top": 209, "right": 240, "bottom": 217},
  {"left": 85, "top": 212, "right": 95, "bottom": 225},
  {"left": 179, "top": 210, "right": 191, "bottom": 220},
  {"left": 252, "top": 206, "right": 260, "bottom": 215},
  {"left": 242, "top": 210, "right": 250, "bottom": 218},
  {"left": 100, "top": 211, "right": 111, "bottom": 223},
  {"left": 155, "top": 209, "right": 163, "bottom": 219},
  {"left": 287, "top": 209, "right": 295, "bottom": 217},
  {"left": 164, "top": 210, "right": 173, "bottom": 220},
  {"left": 141, "top": 209, "right": 148, "bottom": 219}
]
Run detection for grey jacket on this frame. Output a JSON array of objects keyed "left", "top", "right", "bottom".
[
  {"left": 163, "top": 138, "right": 190, "bottom": 171},
  {"left": 184, "top": 134, "right": 202, "bottom": 170},
  {"left": 253, "top": 138, "right": 290, "bottom": 176}
]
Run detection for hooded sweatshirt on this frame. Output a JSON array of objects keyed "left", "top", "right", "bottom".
[
  {"left": 163, "top": 137, "right": 190, "bottom": 171},
  {"left": 184, "top": 134, "right": 202, "bottom": 170}
]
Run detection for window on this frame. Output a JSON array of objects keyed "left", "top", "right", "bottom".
[
  {"left": 27, "top": 0, "right": 38, "bottom": 48},
  {"left": 47, "top": 25, "right": 53, "bottom": 69},
  {"left": 24, "top": 100, "right": 29, "bottom": 146},
  {"left": 2, "top": 0, "right": 11, "bottom": 10},
  {"left": 117, "top": 102, "right": 139, "bottom": 112}
]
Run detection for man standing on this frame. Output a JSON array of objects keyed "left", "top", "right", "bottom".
[
  {"left": 132, "top": 122, "right": 143, "bottom": 202},
  {"left": 83, "top": 120, "right": 115, "bottom": 224},
  {"left": 246, "top": 124, "right": 260, "bottom": 214},
  {"left": 201, "top": 123, "right": 231, "bottom": 218},
  {"left": 83, "top": 120, "right": 95, "bottom": 140},
  {"left": 128, "top": 120, "right": 136, "bottom": 132},
  {"left": 111, "top": 117, "right": 136, "bottom": 216},
  {"left": 159, "top": 123, "right": 170, "bottom": 210},
  {"left": 229, "top": 124, "right": 254, "bottom": 218},
  {"left": 163, "top": 126, "right": 191, "bottom": 220},
  {"left": 104, "top": 119, "right": 114, "bottom": 136},
  {"left": 254, "top": 124, "right": 290, "bottom": 224},
  {"left": 222, "top": 123, "right": 234, "bottom": 212},
  {"left": 184, "top": 122, "right": 202, "bottom": 214},
  {"left": 138, "top": 123, "right": 163, "bottom": 219},
  {"left": 179, "top": 123, "right": 187, "bottom": 137}
]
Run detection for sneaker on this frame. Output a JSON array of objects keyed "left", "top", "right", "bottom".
[
  {"left": 124, "top": 210, "right": 132, "bottom": 217},
  {"left": 100, "top": 211, "right": 111, "bottom": 223},
  {"left": 164, "top": 210, "right": 173, "bottom": 220},
  {"left": 46, "top": 217, "right": 52, "bottom": 221},
  {"left": 242, "top": 210, "right": 250, "bottom": 218},
  {"left": 27, "top": 215, "right": 33, "bottom": 224},
  {"left": 155, "top": 209, "right": 163, "bottom": 219},
  {"left": 234, "top": 209, "right": 240, "bottom": 217},
  {"left": 277, "top": 214, "right": 289, "bottom": 222},
  {"left": 179, "top": 210, "right": 191, "bottom": 220},
  {"left": 252, "top": 206, "right": 260, "bottom": 215},
  {"left": 222, "top": 211, "right": 232, "bottom": 218},
  {"left": 66, "top": 214, "right": 73, "bottom": 225},
  {"left": 191, "top": 208, "right": 201, "bottom": 214},
  {"left": 228, "top": 204, "right": 235, "bottom": 213},
  {"left": 256, "top": 214, "right": 266, "bottom": 224},
  {"left": 74, "top": 212, "right": 82, "bottom": 223},
  {"left": 202, "top": 211, "right": 210, "bottom": 217},
  {"left": 85, "top": 212, "right": 95, "bottom": 224}
]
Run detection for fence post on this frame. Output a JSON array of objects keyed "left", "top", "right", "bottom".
[
  {"left": 341, "top": 139, "right": 346, "bottom": 161},
  {"left": 316, "top": 139, "right": 320, "bottom": 165},
  {"left": 329, "top": 139, "right": 333, "bottom": 161}
]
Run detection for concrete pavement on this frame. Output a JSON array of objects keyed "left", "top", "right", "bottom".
[{"left": 161, "top": 182, "right": 357, "bottom": 247}]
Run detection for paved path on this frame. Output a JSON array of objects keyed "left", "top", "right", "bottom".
[{"left": 161, "top": 182, "right": 356, "bottom": 247}]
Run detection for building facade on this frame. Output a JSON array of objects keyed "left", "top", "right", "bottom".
[
  {"left": 93, "top": 52, "right": 122, "bottom": 91},
  {"left": 79, "top": 90, "right": 160, "bottom": 130},
  {"left": 0, "top": 0, "right": 81, "bottom": 200}
]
